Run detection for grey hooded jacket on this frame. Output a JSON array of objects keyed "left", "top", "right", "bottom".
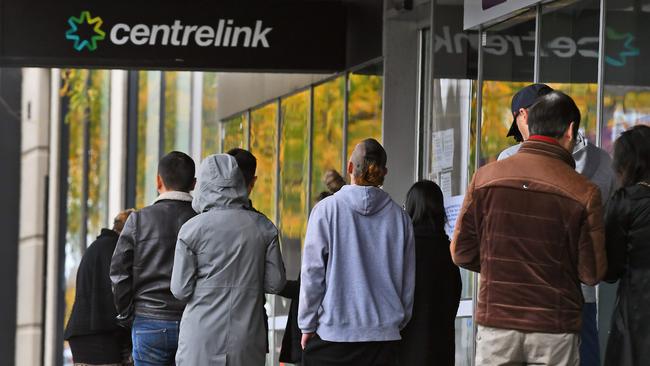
[{"left": 171, "top": 154, "right": 286, "bottom": 366}]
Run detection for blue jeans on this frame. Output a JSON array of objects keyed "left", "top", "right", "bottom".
[
  {"left": 580, "top": 303, "right": 600, "bottom": 366},
  {"left": 132, "top": 315, "right": 180, "bottom": 366}
]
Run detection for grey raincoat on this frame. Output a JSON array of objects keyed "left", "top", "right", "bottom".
[{"left": 171, "top": 154, "right": 286, "bottom": 366}]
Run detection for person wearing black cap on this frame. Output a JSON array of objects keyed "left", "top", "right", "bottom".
[
  {"left": 298, "top": 138, "right": 415, "bottom": 366},
  {"left": 498, "top": 83, "right": 553, "bottom": 159},
  {"left": 498, "top": 84, "right": 617, "bottom": 366}
]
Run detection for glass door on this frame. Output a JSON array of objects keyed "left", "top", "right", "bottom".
[{"left": 419, "top": 1, "right": 479, "bottom": 364}]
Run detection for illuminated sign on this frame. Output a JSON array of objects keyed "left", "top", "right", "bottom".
[{"left": 1, "top": 1, "right": 346, "bottom": 72}]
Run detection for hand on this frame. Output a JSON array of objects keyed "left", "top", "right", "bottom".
[{"left": 301, "top": 333, "right": 315, "bottom": 350}]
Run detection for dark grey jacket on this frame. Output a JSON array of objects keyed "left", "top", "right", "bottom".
[{"left": 110, "top": 192, "right": 197, "bottom": 321}]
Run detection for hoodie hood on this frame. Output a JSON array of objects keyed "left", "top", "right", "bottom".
[
  {"left": 192, "top": 154, "right": 249, "bottom": 213},
  {"left": 337, "top": 185, "right": 393, "bottom": 216}
]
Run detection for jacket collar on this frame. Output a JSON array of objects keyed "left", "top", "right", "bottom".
[
  {"left": 519, "top": 139, "right": 576, "bottom": 169},
  {"left": 154, "top": 191, "right": 193, "bottom": 204}
]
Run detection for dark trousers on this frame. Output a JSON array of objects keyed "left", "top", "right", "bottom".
[
  {"left": 69, "top": 329, "right": 131, "bottom": 365},
  {"left": 580, "top": 302, "right": 601, "bottom": 366},
  {"left": 132, "top": 316, "right": 179, "bottom": 366},
  {"left": 302, "top": 334, "right": 398, "bottom": 366}
]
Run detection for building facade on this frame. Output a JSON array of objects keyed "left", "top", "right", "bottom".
[{"left": 4, "top": 0, "right": 650, "bottom": 366}]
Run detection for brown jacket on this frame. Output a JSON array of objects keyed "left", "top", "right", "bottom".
[{"left": 451, "top": 138, "right": 607, "bottom": 333}]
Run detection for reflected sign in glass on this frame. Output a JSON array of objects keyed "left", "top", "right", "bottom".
[{"left": 447, "top": 5, "right": 646, "bottom": 85}]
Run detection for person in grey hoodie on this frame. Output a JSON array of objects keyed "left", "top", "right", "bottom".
[
  {"left": 170, "top": 154, "right": 286, "bottom": 366},
  {"left": 498, "top": 84, "right": 616, "bottom": 366},
  {"left": 299, "top": 138, "right": 416, "bottom": 366}
]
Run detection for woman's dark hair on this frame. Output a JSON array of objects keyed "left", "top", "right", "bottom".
[
  {"left": 404, "top": 180, "right": 447, "bottom": 231},
  {"left": 613, "top": 125, "right": 650, "bottom": 187},
  {"left": 227, "top": 148, "right": 257, "bottom": 186}
]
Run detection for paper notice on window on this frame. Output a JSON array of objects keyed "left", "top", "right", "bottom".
[
  {"left": 444, "top": 194, "right": 465, "bottom": 238},
  {"left": 432, "top": 128, "right": 455, "bottom": 173},
  {"left": 440, "top": 171, "right": 452, "bottom": 198}
]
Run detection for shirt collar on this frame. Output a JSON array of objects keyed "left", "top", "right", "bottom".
[{"left": 528, "top": 135, "right": 561, "bottom": 146}]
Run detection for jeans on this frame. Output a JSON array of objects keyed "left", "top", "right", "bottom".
[
  {"left": 132, "top": 316, "right": 179, "bottom": 366},
  {"left": 580, "top": 302, "right": 601, "bottom": 366}
]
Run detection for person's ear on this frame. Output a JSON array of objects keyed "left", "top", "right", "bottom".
[
  {"left": 249, "top": 176, "right": 258, "bottom": 192},
  {"left": 566, "top": 121, "right": 575, "bottom": 141},
  {"left": 384, "top": 167, "right": 388, "bottom": 177},
  {"left": 518, "top": 108, "right": 528, "bottom": 124},
  {"left": 190, "top": 178, "right": 197, "bottom": 191},
  {"left": 156, "top": 175, "right": 164, "bottom": 193},
  {"left": 347, "top": 161, "right": 354, "bottom": 175}
]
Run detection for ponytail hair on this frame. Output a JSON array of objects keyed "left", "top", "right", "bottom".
[{"left": 355, "top": 162, "right": 385, "bottom": 187}]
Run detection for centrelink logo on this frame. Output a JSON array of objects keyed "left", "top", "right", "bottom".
[
  {"left": 66, "top": 11, "right": 273, "bottom": 52},
  {"left": 66, "top": 11, "right": 105, "bottom": 52}
]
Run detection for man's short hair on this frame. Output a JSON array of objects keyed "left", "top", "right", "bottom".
[
  {"left": 227, "top": 148, "right": 257, "bottom": 186},
  {"left": 158, "top": 151, "right": 196, "bottom": 192},
  {"left": 527, "top": 91, "right": 581, "bottom": 139}
]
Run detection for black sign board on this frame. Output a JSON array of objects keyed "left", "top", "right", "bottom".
[{"left": 0, "top": 0, "right": 346, "bottom": 72}]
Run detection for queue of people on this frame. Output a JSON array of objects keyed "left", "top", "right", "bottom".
[{"left": 63, "top": 85, "right": 650, "bottom": 366}]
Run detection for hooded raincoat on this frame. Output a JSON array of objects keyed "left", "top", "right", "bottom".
[{"left": 171, "top": 154, "right": 286, "bottom": 366}]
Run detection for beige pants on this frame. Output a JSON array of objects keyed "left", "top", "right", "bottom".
[{"left": 475, "top": 325, "right": 580, "bottom": 366}]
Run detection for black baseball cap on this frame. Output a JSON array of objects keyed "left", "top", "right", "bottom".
[{"left": 507, "top": 84, "right": 554, "bottom": 141}]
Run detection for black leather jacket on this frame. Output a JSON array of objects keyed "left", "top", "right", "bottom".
[{"left": 110, "top": 197, "right": 196, "bottom": 321}]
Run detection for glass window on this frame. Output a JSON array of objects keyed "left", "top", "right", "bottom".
[
  {"left": 312, "top": 77, "right": 345, "bottom": 205},
  {"left": 273, "top": 91, "right": 310, "bottom": 363},
  {"left": 86, "top": 70, "right": 111, "bottom": 245},
  {"left": 425, "top": 4, "right": 479, "bottom": 198},
  {"left": 347, "top": 63, "right": 383, "bottom": 160},
  {"left": 279, "top": 91, "right": 310, "bottom": 278},
  {"left": 249, "top": 103, "right": 278, "bottom": 221},
  {"left": 602, "top": 0, "right": 650, "bottom": 152},
  {"left": 163, "top": 71, "right": 192, "bottom": 153},
  {"left": 222, "top": 113, "right": 248, "bottom": 153},
  {"left": 135, "top": 71, "right": 161, "bottom": 209},
  {"left": 540, "top": 0, "right": 600, "bottom": 142},
  {"left": 455, "top": 317, "right": 474, "bottom": 366},
  {"left": 201, "top": 73, "right": 220, "bottom": 158},
  {"left": 422, "top": 2, "right": 479, "bottom": 302},
  {"left": 249, "top": 102, "right": 278, "bottom": 366},
  {"left": 481, "top": 10, "right": 536, "bottom": 166},
  {"left": 60, "top": 69, "right": 110, "bottom": 364},
  {"left": 61, "top": 70, "right": 86, "bottom": 346}
]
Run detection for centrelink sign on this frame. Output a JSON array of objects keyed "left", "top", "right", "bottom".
[
  {"left": 1, "top": 1, "right": 346, "bottom": 71},
  {"left": 66, "top": 11, "right": 273, "bottom": 51}
]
